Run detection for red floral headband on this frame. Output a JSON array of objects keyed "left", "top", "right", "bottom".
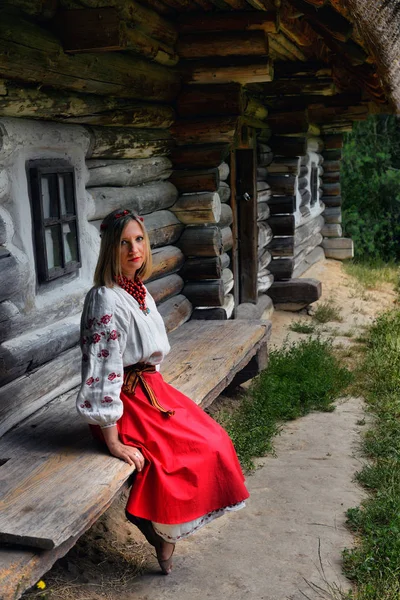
[{"left": 100, "top": 210, "right": 144, "bottom": 231}]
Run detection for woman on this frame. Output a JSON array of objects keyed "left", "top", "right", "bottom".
[{"left": 76, "top": 208, "right": 249, "bottom": 575}]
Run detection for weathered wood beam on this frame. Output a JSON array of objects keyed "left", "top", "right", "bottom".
[
  {"left": 0, "top": 12, "right": 180, "bottom": 101},
  {"left": 268, "top": 33, "right": 308, "bottom": 62},
  {"left": 55, "top": 8, "right": 179, "bottom": 66},
  {"left": 144, "top": 210, "right": 184, "bottom": 248},
  {"left": 268, "top": 196, "right": 296, "bottom": 215},
  {"left": 280, "top": 0, "right": 319, "bottom": 47},
  {"left": 87, "top": 181, "right": 177, "bottom": 220},
  {"left": 180, "top": 255, "right": 228, "bottom": 281},
  {"left": 148, "top": 245, "right": 185, "bottom": 282},
  {"left": 258, "top": 77, "right": 337, "bottom": 97},
  {"left": 177, "top": 11, "right": 279, "bottom": 34},
  {"left": 267, "top": 236, "right": 294, "bottom": 257},
  {"left": 262, "top": 92, "right": 363, "bottom": 112},
  {"left": 268, "top": 278, "right": 322, "bottom": 304},
  {"left": 178, "top": 225, "right": 223, "bottom": 257},
  {"left": 0, "top": 81, "right": 175, "bottom": 127},
  {"left": 268, "top": 215, "right": 295, "bottom": 236},
  {"left": 158, "top": 294, "right": 192, "bottom": 333},
  {"left": 87, "top": 157, "right": 171, "bottom": 187},
  {"left": 289, "top": 0, "right": 353, "bottom": 43},
  {"left": 268, "top": 258, "right": 293, "bottom": 280},
  {"left": 269, "top": 136, "right": 308, "bottom": 157},
  {"left": 170, "top": 144, "right": 230, "bottom": 169},
  {"left": 171, "top": 191, "right": 221, "bottom": 224},
  {"left": 186, "top": 57, "right": 274, "bottom": 85},
  {"left": 60, "top": 0, "right": 177, "bottom": 46},
  {"left": 177, "top": 83, "right": 244, "bottom": 118},
  {"left": 85, "top": 127, "right": 173, "bottom": 159},
  {"left": 171, "top": 117, "right": 238, "bottom": 146},
  {"left": 146, "top": 273, "right": 184, "bottom": 305},
  {"left": 169, "top": 169, "right": 220, "bottom": 193},
  {"left": 183, "top": 280, "right": 224, "bottom": 307},
  {"left": 177, "top": 31, "right": 269, "bottom": 59},
  {"left": 268, "top": 174, "right": 297, "bottom": 196}
]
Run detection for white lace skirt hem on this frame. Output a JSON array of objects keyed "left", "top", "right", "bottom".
[{"left": 152, "top": 501, "right": 246, "bottom": 543}]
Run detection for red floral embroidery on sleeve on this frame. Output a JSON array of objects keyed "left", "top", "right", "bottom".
[
  {"left": 80, "top": 400, "right": 92, "bottom": 409},
  {"left": 99, "top": 314, "right": 112, "bottom": 325},
  {"left": 102, "top": 396, "right": 113, "bottom": 404},
  {"left": 107, "top": 330, "right": 119, "bottom": 341},
  {"left": 87, "top": 318, "right": 96, "bottom": 329},
  {"left": 108, "top": 372, "right": 117, "bottom": 381},
  {"left": 92, "top": 333, "right": 102, "bottom": 344},
  {"left": 86, "top": 377, "right": 95, "bottom": 386},
  {"left": 101, "top": 349, "right": 109, "bottom": 358}
]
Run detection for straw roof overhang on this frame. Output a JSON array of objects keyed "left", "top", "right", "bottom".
[{"left": 136, "top": 0, "right": 400, "bottom": 112}]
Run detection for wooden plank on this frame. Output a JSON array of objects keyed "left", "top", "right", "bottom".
[
  {"left": 146, "top": 273, "right": 183, "bottom": 305},
  {"left": 144, "top": 210, "right": 184, "bottom": 248},
  {"left": 163, "top": 320, "right": 270, "bottom": 408},
  {"left": 0, "top": 348, "right": 81, "bottom": 438}
]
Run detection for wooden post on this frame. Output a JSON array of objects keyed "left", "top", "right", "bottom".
[{"left": 236, "top": 145, "right": 258, "bottom": 303}]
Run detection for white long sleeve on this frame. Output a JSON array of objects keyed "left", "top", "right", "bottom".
[
  {"left": 76, "top": 285, "right": 170, "bottom": 428},
  {"left": 76, "top": 287, "right": 126, "bottom": 428}
]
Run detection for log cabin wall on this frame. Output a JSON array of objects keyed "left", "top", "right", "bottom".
[{"left": 0, "top": 1, "right": 191, "bottom": 436}]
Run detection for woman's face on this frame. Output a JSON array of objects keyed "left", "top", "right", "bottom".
[{"left": 119, "top": 219, "right": 146, "bottom": 280}]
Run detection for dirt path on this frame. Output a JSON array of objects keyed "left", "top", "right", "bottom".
[{"left": 24, "top": 259, "right": 397, "bottom": 600}]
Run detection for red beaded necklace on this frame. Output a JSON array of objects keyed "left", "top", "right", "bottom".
[{"left": 117, "top": 275, "right": 150, "bottom": 315}]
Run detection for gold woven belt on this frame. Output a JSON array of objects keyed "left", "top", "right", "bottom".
[{"left": 122, "top": 364, "right": 175, "bottom": 417}]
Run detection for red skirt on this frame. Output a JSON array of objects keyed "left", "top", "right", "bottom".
[{"left": 116, "top": 369, "right": 249, "bottom": 524}]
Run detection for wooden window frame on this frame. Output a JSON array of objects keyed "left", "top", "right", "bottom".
[{"left": 29, "top": 161, "right": 81, "bottom": 283}]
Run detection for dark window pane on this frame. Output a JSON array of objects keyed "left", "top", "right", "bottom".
[
  {"left": 45, "top": 225, "right": 62, "bottom": 269},
  {"left": 62, "top": 221, "right": 78, "bottom": 264},
  {"left": 59, "top": 173, "right": 75, "bottom": 216},
  {"left": 41, "top": 175, "right": 59, "bottom": 219}
]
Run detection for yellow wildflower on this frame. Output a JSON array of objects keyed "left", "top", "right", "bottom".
[{"left": 36, "top": 580, "right": 46, "bottom": 590}]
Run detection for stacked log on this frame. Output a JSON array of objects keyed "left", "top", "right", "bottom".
[
  {"left": 256, "top": 142, "right": 274, "bottom": 294},
  {"left": 266, "top": 136, "right": 326, "bottom": 281},
  {"left": 86, "top": 154, "right": 192, "bottom": 331},
  {"left": 320, "top": 134, "right": 354, "bottom": 260},
  {"left": 174, "top": 158, "right": 235, "bottom": 321}
]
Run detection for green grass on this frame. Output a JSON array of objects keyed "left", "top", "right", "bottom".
[
  {"left": 313, "top": 301, "right": 344, "bottom": 324},
  {"left": 342, "top": 310, "right": 400, "bottom": 600},
  {"left": 217, "top": 338, "right": 352, "bottom": 471},
  {"left": 289, "top": 320, "right": 317, "bottom": 334},
  {"left": 344, "top": 261, "right": 399, "bottom": 291}
]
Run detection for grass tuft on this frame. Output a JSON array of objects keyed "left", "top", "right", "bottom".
[
  {"left": 217, "top": 338, "right": 352, "bottom": 471},
  {"left": 313, "top": 302, "right": 344, "bottom": 324},
  {"left": 289, "top": 320, "right": 317, "bottom": 334},
  {"left": 343, "top": 261, "right": 399, "bottom": 291}
]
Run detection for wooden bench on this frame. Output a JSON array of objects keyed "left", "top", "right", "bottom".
[{"left": 0, "top": 319, "right": 270, "bottom": 600}]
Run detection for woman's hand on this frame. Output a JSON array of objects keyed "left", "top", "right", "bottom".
[
  {"left": 102, "top": 425, "right": 145, "bottom": 471},
  {"left": 108, "top": 440, "right": 145, "bottom": 471}
]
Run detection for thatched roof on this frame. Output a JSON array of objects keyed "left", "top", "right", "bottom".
[{"left": 346, "top": 0, "right": 400, "bottom": 112}]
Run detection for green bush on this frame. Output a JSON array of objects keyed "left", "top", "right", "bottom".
[{"left": 341, "top": 116, "right": 400, "bottom": 262}]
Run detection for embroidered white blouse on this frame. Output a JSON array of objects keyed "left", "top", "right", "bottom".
[{"left": 76, "top": 285, "right": 170, "bottom": 428}]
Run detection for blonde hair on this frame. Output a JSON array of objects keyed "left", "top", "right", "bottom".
[{"left": 93, "top": 209, "right": 153, "bottom": 287}]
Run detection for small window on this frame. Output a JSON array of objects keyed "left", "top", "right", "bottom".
[
  {"left": 310, "top": 164, "right": 318, "bottom": 206},
  {"left": 29, "top": 162, "right": 81, "bottom": 282}
]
